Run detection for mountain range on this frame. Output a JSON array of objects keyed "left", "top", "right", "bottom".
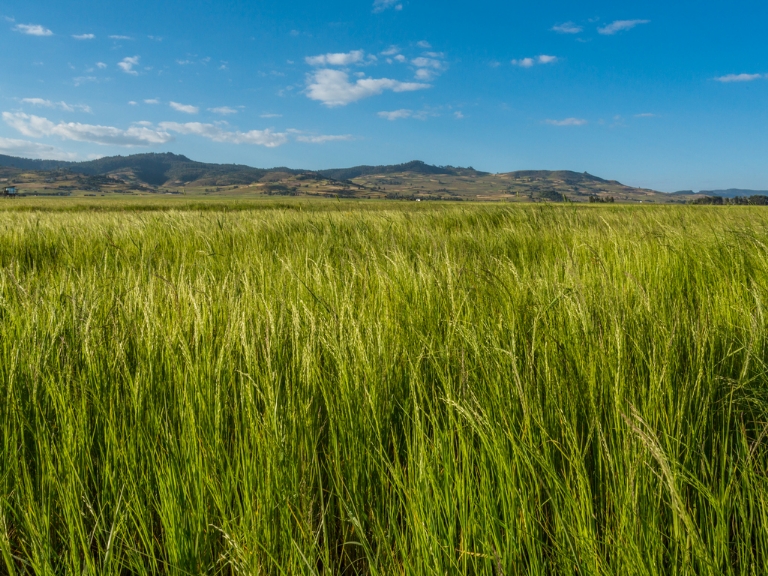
[{"left": 0, "top": 152, "right": 692, "bottom": 203}]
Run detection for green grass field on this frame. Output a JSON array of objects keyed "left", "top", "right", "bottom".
[{"left": 1, "top": 201, "right": 767, "bottom": 574}]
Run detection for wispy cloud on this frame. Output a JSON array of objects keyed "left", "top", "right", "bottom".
[
  {"left": 295, "top": 133, "right": 353, "bottom": 143},
  {"left": 170, "top": 101, "right": 199, "bottom": 114},
  {"left": 411, "top": 55, "right": 446, "bottom": 80},
  {"left": 306, "top": 69, "right": 429, "bottom": 106},
  {"left": 260, "top": 113, "right": 282, "bottom": 118},
  {"left": 411, "top": 56, "right": 443, "bottom": 69},
  {"left": 378, "top": 109, "right": 414, "bottom": 120},
  {"left": 72, "top": 33, "right": 95, "bottom": 40},
  {"left": 306, "top": 50, "right": 366, "bottom": 67},
  {"left": 20, "top": 98, "right": 91, "bottom": 113},
  {"left": 109, "top": 35, "right": 132, "bottom": 40},
  {"left": 373, "top": 0, "right": 403, "bottom": 13},
  {"left": 598, "top": 20, "right": 650, "bottom": 35},
  {"left": 3, "top": 112, "right": 173, "bottom": 146},
  {"left": 552, "top": 22, "right": 582, "bottom": 34},
  {"left": 73, "top": 76, "right": 98, "bottom": 86},
  {"left": 0, "top": 136, "right": 78, "bottom": 160},
  {"left": 635, "top": 112, "right": 657, "bottom": 118},
  {"left": 512, "top": 55, "right": 558, "bottom": 68},
  {"left": 715, "top": 73, "right": 764, "bottom": 83},
  {"left": 209, "top": 106, "right": 238, "bottom": 115},
  {"left": 545, "top": 117, "right": 587, "bottom": 126},
  {"left": 14, "top": 23, "right": 53, "bottom": 36},
  {"left": 118, "top": 56, "right": 140, "bottom": 75},
  {"left": 377, "top": 108, "right": 438, "bottom": 120},
  {"left": 411, "top": 50, "right": 448, "bottom": 81},
  {"left": 417, "top": 41, "right": 431, "bottom": 49},
  {"left": 158, "top": 121, "right": 288, "bottom": 147},
  {"left": 96, "top": 62, "right": 107, "bottom": 69}
]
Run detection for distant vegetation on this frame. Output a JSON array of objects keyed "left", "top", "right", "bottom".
[
  {"left": 1, "top": 202, "right": 767, "bottom": 573},
  {"left": 692, "top": 194, "right": 768, "bottom": 205}
]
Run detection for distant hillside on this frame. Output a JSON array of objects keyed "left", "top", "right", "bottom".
[
  {"left": 699, "top": 189, "right": 768, "bottom": 198},
  {"left": 318, "top": 160, "right": 487, "bottom": 181},
  {"left": 0, "top": 153, "right": 288, "bottom": 186},
  {"left": 0, "top": 155, "right": 71, "bottom": 171},
  {"left": 500, "top": 170, "right": 612, "bottom": 184},
  {"left": 0, "top": 154, "right": 487, "bottom": 187}
]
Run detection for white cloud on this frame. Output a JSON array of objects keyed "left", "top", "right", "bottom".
[
  {"left": 411, "top": 54, "right": 447, "bottom": 81},
  {"left": 378, "top": 109, "right": 413, "bottom": 120},
  {"left": 545, "top": 118, "right": 587, "bottom": 126},
  {"left": 715, "top": 73, "right": 764, "bottom": 83},
  {"left": 512, "top": 58, "right": 535, "bottom": 68},
  {"left": 373, "top": 0, "right": 402, "bottom": 13},
  {"left": 128, "top": 101, "right": 138, "bottom": 106},
  {"left": 110, "top": 35, "right": 132, "bottom": 40},
  {"left": 144, "top": 98, "right": 160, "bottom": 104},
  {"left": 454, "top": 111, "right": 464, "bottom": 119},
  {"left": 381, "top": 45, "right": 400, "bottom": 56},
  {"left": 260, "top": 113, "right": 282, "bottom": 118},
  {"left": 0, "top": 136, "right": 79, "bottom": 160},
  {"left": 170, "top": 101, "right": 199, "bottom": 114},
  {"left": 158, "top": 121, "right": 288, "bottom": 147},
  {"left": 306, "top": 69, "right": 429, "bottom": 106},
  {"left": 20, "top": 98, "right": 92, "bottom": 113},
  {"left": 209, "top": 106, "right": 238, "bottom": 115},
  {"left": 14, "top": 23, "right": 53, "bottom": 36},
  {"left": 417, "top": 41, "right": 432, "bottom": 48},
  {"left": 598, "top": 20, "right": 650, "bottom": 35},
  {"left": 96, "top": 62, "right": 107, "bottom": 69},
  {"left": 118, "top": 56, "right": 140, "bottom": 75},
  {"left": 306, "top": 50, "right": 365, "bottom": 67},
  {"left": 295, "top": 134, "right": 353, "bottom": 143},
  {"left": 552, "top": 22, "right": 582, "bottom": 34},
  {"left": 395, "top": 54, "right": 406, "bottom": 63},
  {"left": 635, "top": 112, "right": 657, "bottom": 118},
  {"left": 512, "top": 55, "right": 558, "bottom": 67},
  {"left": 72, "top": 33, "right": 95, "bottom": 40},
  {"left": 3, "top": 112, "right": 173, "bottom": 146}
]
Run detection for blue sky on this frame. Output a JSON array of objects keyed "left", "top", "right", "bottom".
[{"left": 0, "top": 0, "right": 766, "bottom": 191}]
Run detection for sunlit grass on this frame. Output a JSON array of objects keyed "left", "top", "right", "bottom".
[{"left": 1, "top": 203, "right": 767, "bottom": 574}]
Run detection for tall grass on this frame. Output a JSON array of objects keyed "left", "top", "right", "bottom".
[{"left": 1, "top": 203, "right": 767, "bottom": 574}]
